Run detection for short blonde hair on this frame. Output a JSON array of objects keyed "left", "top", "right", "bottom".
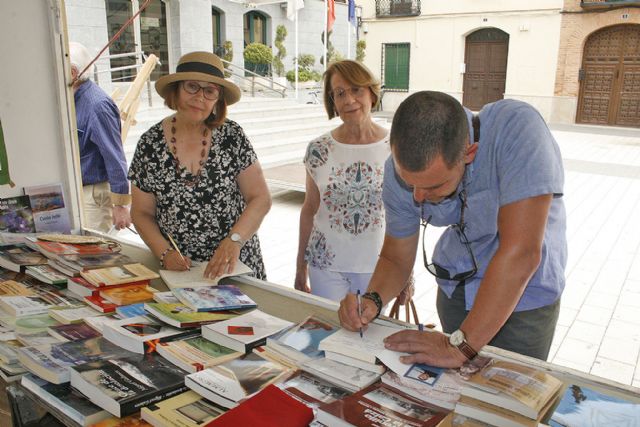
[
  {"left": 323, "top": 60, "right": 381, "bottom": 120},
  {"left": 163, "top": 82, "right": 228, "bottom": 130}
]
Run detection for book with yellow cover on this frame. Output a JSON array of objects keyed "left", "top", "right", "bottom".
[
  {"left": 0, "top": 280, "right": 35, "bottom": 296},
  {"left": 140, "top": 390, "right": 225, "bottom": 426},
  {"left": 99, "top": 285, "right": 155, "bottom": 306},
  {"left": 80, "top": 263, "right": 159, "bottom": 287},
  {"left": 460, "top": 360, "right": 563, "bottom": 420},
  {"left": 455, "top": 395, "right": 555, "bottom": 427}
]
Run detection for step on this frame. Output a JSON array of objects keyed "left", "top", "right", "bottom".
[{"left": 239, "top": 112, "right": 329, "bottom": 130}]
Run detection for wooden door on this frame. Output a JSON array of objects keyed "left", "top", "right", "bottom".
[
  {"left": 462, "top": 28, "right": 509, "bottom": 111},
  {"left": 577, "top": 24, "right": 640, "bottom": 127}
]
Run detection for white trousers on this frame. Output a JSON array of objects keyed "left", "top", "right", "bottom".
[{"left": 308, "top": 267, "right": 372, "bottom": 302}]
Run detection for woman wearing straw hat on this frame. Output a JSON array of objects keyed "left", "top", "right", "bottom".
[{"left": 128, "top": 51, "right": 270, "bottom": 279}]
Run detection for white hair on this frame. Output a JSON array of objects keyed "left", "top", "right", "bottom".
[{"left": 69, "top": 42, "right": 93, "bottom": 82}]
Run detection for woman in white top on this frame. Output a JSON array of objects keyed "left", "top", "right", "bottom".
[{"left": 295, "top": 60, "right": 412, "bottom": 302}]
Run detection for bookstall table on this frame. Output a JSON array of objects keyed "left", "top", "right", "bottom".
[{"left": 4, "top": 241, "right": 640, "bottom": 426}]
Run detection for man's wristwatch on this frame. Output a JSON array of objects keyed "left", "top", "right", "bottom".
[
  {"left": 229, "top": 232, "right": 245, "bottom": 246},
  {"left": 362, "top": 291, "right": 383, "bottom": 318},
  {"left": 449, "top": 329, "right": 478, "bottom": 360}
]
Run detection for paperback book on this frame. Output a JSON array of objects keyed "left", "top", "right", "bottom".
[
  {"left": 159, "top": 261, "right": 253, "bottom": 289},
  {"left": 140, "top": 390, "right": 226, "bottom": 427},
  {"left": 48, "top": 305, "right": 104, "bottom": 324},
  {"left": 102, "top": 314, "right": 199, "bottom": 354},
  {"left": 115, "top": 302, "right": 147, "bottom": 318},
  {"left": 80, "top": 263, "right": 159, "bottom": 287},
  {"left": 25, "top": 264, "right": 68, "bottom": 285},
  {"left": 17, "top": 336, "right": 134, "bottom": 384},
  {"left": 84, "top": 294, "right": 118, "bottom": 313},
  {"left": 144, "top": 302, "right": 237, "bottom": 328},
  {"left": 0, "top": 295, "right": 56, "bottom": 317},
  {"left": 156, "top": 335, "right": 242, "bottom": 373},
  {"left": 47, "top": 322, "right": 101, "bottom": 342},
  {"left": 266, "top": 315, "right": 338, "bottom": 364},
  {"left": 549, "top": 384, "right": 640, "bottom": 427},
  {"left": 460, "top": 359, "right": 563, "bottom": 420},
  {"left": 57, "top": 252, "right": 135, "bottom": 272},
  {"left": 99, "top": 284, "right": 155, "bottom": 305},
  {"left": 0, "top": 195, "right": 35, "bottom": 233},
  {"left": 184, "top": 352, "right": 291, "bottom": 409},
  {"left": 316, "top": 382, "right": 448, "bottom": 427},
  {"left": 301, "top": 356, "right": 382, "bottom": 393},
  {"left": 69, "top": 352, "right": 189, "bottom": 417},
  {"left": 0, "top": 279, "right": 35, "bottom": 296},
  {"left": 455, "top": 395, "right": 545, "bottom": 427},
  {"left": 0, "top": 243, "right": 46, "bottom": 272},
  {"left": 172, "top": 284, "right": 257, "bottom": 312},
  {"left": 21, "top": 373, "right": 110, "bottom": 426},
  {"left": 279, "top": 370, "right": 352, "bottom": 407},
  {"left": 201, "top": 309, "right": 293, "bottom": 353},
  {"left": 24, "top": 183, "right": 72, "bottom": 234}
]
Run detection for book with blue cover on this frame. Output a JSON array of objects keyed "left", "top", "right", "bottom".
[
  {"left": 172, "top": 284, "right": 257, "bottom": 312},
  {"left": 266, "top": 315, "right": 338, "bottom": 364},
  {"left": 549, "top": 384, "right": 640, "bottom": 427}
]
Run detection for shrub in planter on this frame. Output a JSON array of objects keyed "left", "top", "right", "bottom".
[{"left": 243, "top": 43, "right": 273, "bottom": 76}]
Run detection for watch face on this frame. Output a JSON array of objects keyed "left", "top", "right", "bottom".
[
  {"left": 450, "top": 329, "right": 465, "bottom": 346},
  {"left": 231, "top": 233, "right": 241, "bottom": 242}
]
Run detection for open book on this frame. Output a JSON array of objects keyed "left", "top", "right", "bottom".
[{"left": 159, "top": 261, "right": 253, "bottom": 290}]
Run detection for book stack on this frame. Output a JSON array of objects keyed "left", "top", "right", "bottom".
[
  {"left": 0, "top": 243, "right": 47, "bottom": 272},
  {"left": 455, "top": 360, "right": 563, "bottom": 427}
]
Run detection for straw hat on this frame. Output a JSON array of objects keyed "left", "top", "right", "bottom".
[{"left": 155, "top": 51, "right": 241, "bottom": 105}]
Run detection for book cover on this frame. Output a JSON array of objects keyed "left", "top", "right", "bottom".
[
  {"left": 26, "top": 237, "right": 118, "bottom": 256},
  {"left": 152, "top": 291, "right": 181, "bottom": 304},
  {"left": 47, "top": 322, "right": 101, "bottom": 341},
  {"left": 0, "top": 279, "right": 35, "bottom": 296},
  {"left": 141, "top": 390, "right": 226, "bottom": 427},
  {"left": 280, "top": 370, "right": 351, "bottom": 407},
  {"left": 0, "top": 244, "right": 46, "bottom": 272},
  {"left": 116, "top": 302, "right": 147, "bottom": 318},
  {"left": 301, "top": 357, "right": 382, "bottom": 393},
  {"left": 267, "top": 315, "right": 338, "bottom": 364},
  {"left": 201, "top": 309, "right": 293, "bottom": 353},
  {"left": 0, "top": 195, "right": 36, "bottom": 233},
  {"left": 159, "top": 261, "right": 253, "bottom": 289},
  {"left": 157, "top": 336, "right": 242, "bottom": 373},
  {"left": 318, "top": 322, "right": 403, "bottom": 365},
  {"left": 69, "top": 353, "right": 189, "bottom": 417},
  {"left": 172, "top": 284, "right": 257, "bottom": 312},
  {"left": 25, "top": 264, "right": 69, "bottom": 284},
  {"left": 184, "top": 352, "right": 291, "bottom": 408},
  {"left": 0, "top": 295, "right": 54, "bottom": 317},
  {"left": 24, "top": 183, "right": 72, "bottom": 234},
  {"left": 17, "top": 336, "right": 134, "bottom": 384},
  {"left": 57, "top": 252, "right": 134, "bottom": 271},
  {"left": 102, "top": 314, "right": 199, "bottom": 354},
  {"left": 549, "top": 384, "right": 640, "bottom": 427},
  {"left": 207, "top": 384, "right": 314, "bottom": 427},
  {"left": 0, "top": 340, "right": 23, "bottom": 364},
  {"left": 99, "top": 284, "right": 155, "bottom": 305},
  {"left": 317, "top": 382, "right": 448, "bottom": 427},
  {"left": 84, "top": 294, "right": 118, "bottom": 313},
  {"left": 462, "top": 360, "right": 563, "bottom": 419},
  {"left": 48, "top": 305, "right": 103, "bottom": 324},
  {"left": 80, "top": 263, "right": 159, "bottom": 287},
  {"left": 144, "top": 302, "right": 237, "bottom": 328},
  {"left": 455, "top": 395, "right": 542, "bottom": 427},
  {"left": 21, "top": 373, "right": 110, "bottom": 426}
]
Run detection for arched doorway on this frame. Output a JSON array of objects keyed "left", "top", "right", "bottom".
[
  {"left": 212, "top": 7, "right": 226, "bottom": 57},
  {"left": 577, "top": 24, "right": 640, "bottom": 127},
  {"left": 244, "top": 11, "right": 267, "bottom": 46},
  {"left": 462, "top": 28, "right": 509, "bottom": 111}
]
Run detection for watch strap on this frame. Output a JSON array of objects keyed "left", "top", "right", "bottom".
[
  {"left": 362, "top": 291, "right": 383, "bottom": 318},
  {"left": 456, "top": 340, "right": 478, "bottom": 360}
]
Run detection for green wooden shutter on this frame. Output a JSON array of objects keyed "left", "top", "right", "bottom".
[{"left": 384, "top": 43, "right": 410, "bottom": 91}]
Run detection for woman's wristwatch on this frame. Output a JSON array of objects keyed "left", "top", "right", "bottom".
[{"left": 362, "top": 291, "right": 383, "bottom": 318}]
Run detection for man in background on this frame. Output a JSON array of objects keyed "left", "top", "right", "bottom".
[{"left": 69, "top": 42, "right": 131, "bottom": 232}]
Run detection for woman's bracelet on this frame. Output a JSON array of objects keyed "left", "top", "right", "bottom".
[{"left": 159, "top": 247, "right": 174, "bottom": 268}]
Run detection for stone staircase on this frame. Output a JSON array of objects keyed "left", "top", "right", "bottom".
[{"left": 122, "top": 92, "right": 340, "bottom": 172}]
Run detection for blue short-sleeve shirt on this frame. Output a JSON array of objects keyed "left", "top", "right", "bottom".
[{"left": 384, "top": 99, "right": 567, "bottom": 311}]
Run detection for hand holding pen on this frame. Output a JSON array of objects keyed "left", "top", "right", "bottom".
[{"left": 167, "top": 234, "right": 190, "bottom": 271}]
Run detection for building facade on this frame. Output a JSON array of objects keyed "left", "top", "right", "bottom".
[
  {"left": 65, "top": 0, "right": 356, "bottom": 93},
  {"left": 360, "top": 0, "right": 639, "bottom": 126}
]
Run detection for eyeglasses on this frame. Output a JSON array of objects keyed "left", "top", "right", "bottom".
[
  {"left": 181, "top": 81, "right": 220, "bottom": 100},
  {"left": 330, "top": 86, "right": 367, "bottom": 102},
  {"left": 421, "top": 189, "right": 478, "bottom": 281}
]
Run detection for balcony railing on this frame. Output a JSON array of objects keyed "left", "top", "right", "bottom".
[
  {"left": 581, "top": 0, "right": 640, "bottom": 8},
  {"left": 376, "top": 0, "right": 421, "bottom": 17}
]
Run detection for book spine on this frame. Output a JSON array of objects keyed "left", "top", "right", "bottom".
[
  {"left": 119, "top": 384, "right": 189, "bottom": 417},
  {"left": 245, "top": 337, "right": 268, "bottom": 353}
]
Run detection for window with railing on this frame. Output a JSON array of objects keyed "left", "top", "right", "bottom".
[{"left": 376, "top": 0, "right": 421, "bottom": 17}]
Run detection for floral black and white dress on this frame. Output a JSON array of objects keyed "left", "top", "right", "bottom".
[{"left": 128, "top": 119, "right": 266, "bottom": 279}]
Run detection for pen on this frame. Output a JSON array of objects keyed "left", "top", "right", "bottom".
[
  {"left": 357, "top": 289, "right": 363, "bottom": 338},
  {"left": 126, "top": 225, "right": 138, "bottom": 235},
  {"left": 167, "top": 234, "right": 189, "bottom": 270}
]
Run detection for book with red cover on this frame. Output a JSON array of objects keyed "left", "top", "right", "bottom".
[
  {"left": 206, "top": 384, "right": 313, "bottom": 427},
  {"left": 27, "top": 239, "right": 118, "bottom": 256},
  {"left": 68, "top": 276, "right": 150, "bottom": 296},
  {"left": 316, "top": 382, "right": 448, "bottom": 427},
  {"left": 84, "top": 294, "right": 117, "bottom": 313}
]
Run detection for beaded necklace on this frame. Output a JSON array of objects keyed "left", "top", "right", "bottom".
[{"left": 168, "top": 116, "right": 210, "bottom": 187}]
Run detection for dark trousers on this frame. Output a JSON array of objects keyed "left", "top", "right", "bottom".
[{"left": 436, "top": 284, "right": 560, "bottom": 361}]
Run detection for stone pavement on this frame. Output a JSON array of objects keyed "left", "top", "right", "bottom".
[{"left": 256, "top": 123, "right": 640, "bottom": 387}]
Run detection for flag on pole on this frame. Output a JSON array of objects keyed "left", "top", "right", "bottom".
[
  {"left": 287, "top": 0, "right": 304, "bottom": 21},
  {"left": 348, "top": 0, "right": 356, "bottom": 27},
  {"left": 327, "top": 0, "right": 336, "bottom": 32}
]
